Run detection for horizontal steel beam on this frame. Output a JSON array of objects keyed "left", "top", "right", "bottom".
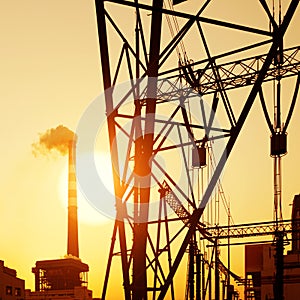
[
  {"left": 104, "top": 0, "right": 272, "bottom": 37},
  {"left": 180, "top": 46, "right": 300, "bottom": 95},
  {"left": 205, "top": 219, "right": 296, "bottom": 239}
]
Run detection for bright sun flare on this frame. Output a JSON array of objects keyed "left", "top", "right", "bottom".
[{"left": 59, "top": 152, "right": 115, "bottom": 225}]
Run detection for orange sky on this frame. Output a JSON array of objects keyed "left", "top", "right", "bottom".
[{"left": 0, "top": 1, "right": 300, "bottom": 299}]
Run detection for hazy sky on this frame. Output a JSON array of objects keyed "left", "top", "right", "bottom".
[{"left": 0, "top": 1, "right": 300, "bottom": 299}]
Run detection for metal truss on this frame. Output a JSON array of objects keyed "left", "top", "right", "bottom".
[
  {"left": 177, "top": 46, "right": 300, "bottom": 95},
  {"left": 93, "top": 1, "right": 300, "bottom": 299},
  {"left": 205, "top": 219, "right": 295, "bottom": 239}
]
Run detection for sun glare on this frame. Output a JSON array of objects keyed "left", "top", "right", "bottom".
[
  {"left": 58, "top": 152, "right": 115, "bottom": 225},
  {"left": 94, "top": 151, "right": 115, "bottom": 196}
]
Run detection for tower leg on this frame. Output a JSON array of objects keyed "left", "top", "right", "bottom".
[{"left": 274, "top": 232, "right": 284, "bottom": 300}]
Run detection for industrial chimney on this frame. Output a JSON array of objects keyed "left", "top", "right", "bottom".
[
  {"left": 67, "top": 138, "right": 79, "bottom": 258},
  {"left": 31, "top": 128, "right": 91, "bottom": 296}
]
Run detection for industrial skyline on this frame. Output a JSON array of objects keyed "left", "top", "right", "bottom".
[{"left": 1, "top": 1, "right": 300, "bottom": 299}]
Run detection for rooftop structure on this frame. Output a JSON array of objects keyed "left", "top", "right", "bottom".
[
  {"left": 0, "top": 260, "right": 25, "bottom": 300},
  {"left": 245, "top": 195, "right": 300, "bottom": 299},
  {"left": 32, "top": 258, "right": 88, "bottom": 292}
]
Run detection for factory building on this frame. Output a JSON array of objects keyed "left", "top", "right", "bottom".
[
  {"left": 31, "top": 258, "right": 89, "bottom": 292},
  {"left": 25, "top": 139, "right": 93, "bottom": 300},
  {"left": 25, "top": 257, "right": 92, "bottom": 300},
  {"left": 245, "top": 195, "right": 300, "bottom": 299},
  {"left": 0, "top": 260, "right": 25, "bottom": 300}
]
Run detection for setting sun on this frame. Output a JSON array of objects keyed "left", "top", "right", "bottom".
[{"left": 58, "top": 151, "right": 114, "bottom": 226}]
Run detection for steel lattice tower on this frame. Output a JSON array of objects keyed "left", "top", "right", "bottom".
[{"left": 93, "top": 1, "right": 300, "bottom": 299}]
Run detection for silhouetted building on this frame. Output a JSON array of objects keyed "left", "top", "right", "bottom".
[
  {"left": 0, "top": 260, "right": 25, "bottom": 300},
  {"left": 245, "top": 243, "right": 275, "bottom": 299},
  {"left": 291, "top": 194, "right": 300, "bottom": 253},
  {"left": 25, "top": 256, "right": 92, "bottom": 300},
  {"left": 25, "top": 286, "right": 92, "bottom": 300},
  {"left": 245, "top": 194, "right": 300, "bottom": 299},
  {"left": 31, "top": 258, "right": 88, "bottom": 291}
]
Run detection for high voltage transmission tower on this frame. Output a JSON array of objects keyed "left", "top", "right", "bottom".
[{"left": 93, "top": 1, "right": 300, "bottom": 299}]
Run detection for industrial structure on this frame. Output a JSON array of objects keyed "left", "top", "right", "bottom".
[
  {"left": 25, "top": 139, "right": 93, "bottom": 300},
  {"left": 0, "top": 260, "right": 25, "bottom": 300},
  {"left": 92, "top": 0, "right": 300, "bottom": 299},
  {"left": 1, "top": 2, "right": 299, "bottom": 300},
  {"left": 244, "top": 195, "right": 300, "bottom": 299}
]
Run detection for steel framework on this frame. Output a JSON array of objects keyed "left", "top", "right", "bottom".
[
  {"left": 93, "top": 1, "right": 300, "bottom": 299},
  {"left": 205, "top": 219, "right": 294, "bottom": 240}
]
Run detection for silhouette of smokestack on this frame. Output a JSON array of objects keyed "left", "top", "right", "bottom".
[
  {"left": 33, "top": 125, "right": 79, "bottom": 258},
  {"left": 67, "top": 139, "right": 79, "bottom": 258}
]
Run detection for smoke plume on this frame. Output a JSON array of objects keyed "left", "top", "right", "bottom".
[{"left": 33, "top": 125, "right": 76, "bottom": 156}]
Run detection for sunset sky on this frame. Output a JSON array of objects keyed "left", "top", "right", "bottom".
[{"left": 1, "top": 1, "right": 300, "bottom": 299}]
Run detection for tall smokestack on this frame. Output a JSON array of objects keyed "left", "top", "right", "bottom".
[
  {"left": 67, "top": 139, "right": 79, "bottom": 258},
  {"left": 32, "top": 125, "right": 79, "bottom": 258}
]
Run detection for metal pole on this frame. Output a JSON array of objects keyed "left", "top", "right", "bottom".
[
  {"left": 189, "top": 242, "right": 195, "bottom": 300},
  {"left": 215, "top": 241, "right": 220, "bottom": 300},
  {"left": 101, "top": 222, "right": 118, "bottom": 300},
  {"left": 196, "top": 253, "right": 201, "bottom": 300},
  {"left": 202, "top": 254, "right": 205, "bottom": 300},
  {"left": 227, "top": 202, "right": 231, "bottom": 300},
  {"left": 221, "top": 280, "right": 225, "bottom": 300},
  {"left": 274, "top": 231, "right": 284, "bottom": 300},
  {"left": 132, "top": 1, "right": 164, "bottom": 298},
  {"left": 208, "top": 263, "right": 212, "bottom": 300}
]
